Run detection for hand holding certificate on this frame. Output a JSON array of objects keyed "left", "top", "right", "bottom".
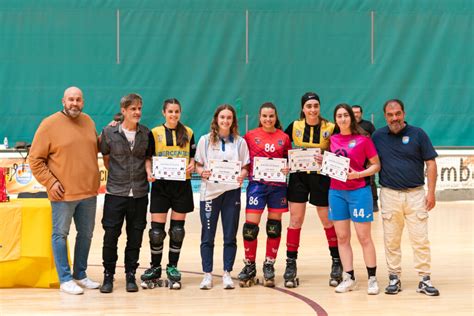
[
  {"left": 320, "top": 151, "right": 350, "bottom": 182},
  {"left": 253, "top": 157, "right": 287, "bottom": 183},
  {"left": 208, "top": 159, "right": 242, "bottom": 184},
  {"left": 288, "top": 148, "right": 322, "bottom": 172},
  {"left": 152, "top": 157, "right": 187, "bottom": 181}
]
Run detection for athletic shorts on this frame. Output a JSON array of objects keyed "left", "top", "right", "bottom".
[
  {"left": 150, "top": 179, "right": 194, "bottom": 213},
  {"left": 245, "top": 181, "right": 288, "bottom": 214},
  {"left": 287, "top": 172, "right": 330, "bottom": 207},
  {"left": 328, "top": 186, "right": 373, "bottom": 222}
]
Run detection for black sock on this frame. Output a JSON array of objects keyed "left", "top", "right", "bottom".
[
  {"left": 287, "top": 251, "right": 298, "bottom": 259},
  {"left": 168, "top": 220, "right": 185, "bottom": 267},
  {"left": 150, "top": 222, "right": 165, "bottom": 267},
  {"left": 367, "top": 266, "right": 377, "bottom": 278},
  {"left": 329, "top": 246, "right": 340, "bottom": 259},
  {"left": 347, "top": 270, "right": 355, "bottom": 280}
]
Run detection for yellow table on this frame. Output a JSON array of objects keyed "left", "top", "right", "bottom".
[{"left": 0, "top": 198, "right": 60, "bottom": 288}]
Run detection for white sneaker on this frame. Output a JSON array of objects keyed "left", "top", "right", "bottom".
[
  {"left": 368, "top": 276, "right": 380, "bottom": 295},
  {"left": 335, "top": 272, "right": 358, "bottom": 293},
  {"left": 75, "top": 277, "right": 100, "bottom": 289},
  {"left": 222, "top": 271, "right": 235, "bottom": 289},
  {"left": 60, "top": 280, "right": 84, "bottom": 295},
  {"left": 200, "top": 273, "right": 213, "bottom": 290}
]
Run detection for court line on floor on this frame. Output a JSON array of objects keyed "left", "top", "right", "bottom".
[{"left": 90, "top": 264, "right": 328, "bottom": 316}]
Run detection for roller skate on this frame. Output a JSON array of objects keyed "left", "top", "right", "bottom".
[
  {"left": 166, "top": 264, "right": 182, "bottom": 290},
  {"left": 238, "top": 259, "right": 259, "bottom": 287},
  {"left": 140, "top": 266, "right": 166, "bottom": 289},
  {"left": 262, "top": 258, "right": 276, "bottom": 287},
  {"left": 283, "top": 258, "right": 299, "bottom": 288},
  {"left": 329, "top": 258, "right": 343, "bottom": 287}
]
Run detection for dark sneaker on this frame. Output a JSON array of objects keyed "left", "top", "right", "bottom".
[
  {"left": 385, "top": 274, "right": 402, "bottom": 295},
  {"left": 416, "top": 276, "right": 440, "bottom": 296},
  {"left": 126, "top": 272, "right": 139, "bottom": 292},
  {"left": 100, "top": 271, "right": 114, "bottom": 294}
]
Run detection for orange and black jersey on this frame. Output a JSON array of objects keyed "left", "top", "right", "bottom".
[
  {"left": 284, "top": 119, "right": 338, "bottom": 151},
  {"left": 150, "top": 124, "right": 195, "bottom": 179}
]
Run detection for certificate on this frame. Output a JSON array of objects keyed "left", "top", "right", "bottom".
[
  {"left": 320, "top": 151, "right": 350, "bottom": 182},
  {"left": 208, "top": 159, "right": 242, "bottom": 184},
  {"left": 288, "top": 148, "right": 321, "bottom": 173},
  {"left": 152, "top": 157, "right": 187, "bottom": 181},
  {"left": 253, "top": 157, "right": 287, "bottom": 183}
]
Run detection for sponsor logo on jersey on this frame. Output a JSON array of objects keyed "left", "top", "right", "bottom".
[
  {"left": 254, "top": 137, "right": 261, "bottom": 144},
  {"left": 322, "top": 131, "right": 330, "bottom": 139},
  {"left": 348, "top": 139, "right": 356, "bottom": 148},
  {"left": 402, "top": 136, "right": 410, "bottom": 144}
]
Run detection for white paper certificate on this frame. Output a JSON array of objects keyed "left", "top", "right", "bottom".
[
  {"left": 152, "top": 157, "right": 187, "bottom": 181},
  {"left": 288, "top": 148, "right": 322, "bottom": 173},
  {"left": 208, "top": 159, "right": 242, "bottom": 184},
  {"left": 253, "top": 157, "right": 287, "bottom": 183},
  {"left": 320, "top": 151, "right": 350, "bottom": 182}
]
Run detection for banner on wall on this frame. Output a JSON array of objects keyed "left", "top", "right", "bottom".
[
  {"left": 0, "top": 157, "right": 108, "bottom": 195},
  {"left": 436, "top": 156, "right": 474, "bottom": 190}
]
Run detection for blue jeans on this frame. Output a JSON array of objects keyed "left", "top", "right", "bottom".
[
  {"left": 51, "top": 196, "right": 97, "bottom": 283},
  {"left": 200, "top": 189, "right": 241, "bottom": 273}
]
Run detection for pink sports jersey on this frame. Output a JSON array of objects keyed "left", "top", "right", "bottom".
[
  {"left": 329, "top": 133, "right": 378, "bottom": 190},
  {"left": 244, "top": 127, "right": 292, "bottom": 183}
]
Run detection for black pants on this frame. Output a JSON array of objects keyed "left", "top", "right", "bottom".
[
  {"left": 102, "top": 194, "right": 148, "bottom": 274},
  {"left": 370, "top": 175, "right": 379, "bottom": 205}
]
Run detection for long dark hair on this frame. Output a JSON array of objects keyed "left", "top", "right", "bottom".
[
  {"left": 210, "top": 104, "right": 239, "bottom": 144},
  {"left": 163, "top": 98, "right": 189, "bottom": 147},
  {"left": 300, "top": 91, "right": 328, "bottom": 123},
  {"left": 258, "top": 102, "right": 282, "bottom": 130},
  {"left": 333, "top": 103, "right": 367, "bottom": 135}
]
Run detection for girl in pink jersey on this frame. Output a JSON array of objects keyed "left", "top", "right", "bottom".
[
  {"left": 328, "top": 103, "right": 381, "bottom": 295},
  {"left": 237, "top": 102, "right": 292, "bottom": 287}
]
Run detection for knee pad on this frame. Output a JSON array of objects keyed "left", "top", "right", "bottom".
[
  {"left": 266, "top": 219, "right": 282, "bottom": 239},
  {"left": 149, "top": 228, "right": 166, "bottom": 247},
  {"left": 169, "top": 225, "right": 185, "bottom": 243},
  {"left": 242, "top": 222, "right": 259, "bottom": 241}
]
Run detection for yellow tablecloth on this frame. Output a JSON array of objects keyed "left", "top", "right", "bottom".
[{"left": 0, "top": 198, "right": 60, "bottom": 288}]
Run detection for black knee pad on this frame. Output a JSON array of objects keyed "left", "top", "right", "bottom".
[
  {"left": 266, "top": 219, "right": 282, "bottom": 239},
  {"left": 243, "top": 222, "right": 259, "bottom": 241},
  {"left": 149, "top": 227, "right": 166, "bottom": 247},
  {"left": 169, "top": 225, "right": 185, "bottom": 243}
]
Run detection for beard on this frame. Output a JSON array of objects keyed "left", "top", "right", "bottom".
[{"left": 64, "top": 106, "right": 82, "bottom": 118}]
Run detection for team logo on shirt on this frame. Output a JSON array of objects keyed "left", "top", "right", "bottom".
[
  {"left": 348, "top": 140, "right": 357, "bottom": 148},
  {"left": 295, "top": 130, "right": 302, "bottom": 138},
  {"left": 157, "top": 135, "right": 163, "bottom": 143},
  {"left": 334, "top": 148, "right": 348, "bottom": 157},
  {"left": 402, "top": 136, "right": 410, "bottom": 144},
  {"left": 322, "top": 131, "right": 330, "bottom": 139},
  {"left": 278, "top": 139, "right": 284, "bottom": 146},
  {"left": 254, "top": 137, "right": 261, "bottom": 144}
]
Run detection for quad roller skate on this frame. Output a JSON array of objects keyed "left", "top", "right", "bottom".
[
  {"left": 283, "top": 258, "right": 299, "bottom": 288},
  {"left": 329, "top": 258, "right": 343, "bottom": 287},
  {"left": 238, "top": 259, "right": 259, "bottom": 287},
  {"left": 140, "top": 266, "right": 167, "bottom": 289},
  {"left": 166, "top": 265, "right": 182, "bottom": 290},
  {"left": 262, "top": 258, "right": 276, "bottom": 288}
]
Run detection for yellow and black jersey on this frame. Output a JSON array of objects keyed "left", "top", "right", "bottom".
[
  {"left": 284, "top": 119, "right": 336, "bottom": 151},
  {"left": 150, "top": 124, "right": 195, "bottom": 179}
]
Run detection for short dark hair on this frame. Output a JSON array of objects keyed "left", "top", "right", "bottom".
[
  {"left": 383, "top": 99, "right": 405, "bottom": 113},
  {"left": 120, "top": 93, "right": 142, "bottom": 109},
  {"left": 352, "top": 105, "right": 363, "bottom": 112}
]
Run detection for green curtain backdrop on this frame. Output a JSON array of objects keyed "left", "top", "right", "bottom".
[{"left": 0, "top": 0, "right": 472, "bottom": 146}]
